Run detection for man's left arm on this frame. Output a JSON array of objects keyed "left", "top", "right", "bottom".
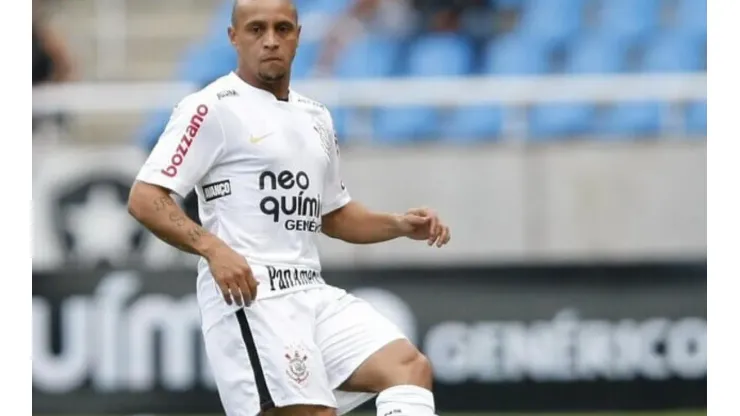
[
  {"left": 319, "top": 123, "right": 450, "bottom": 246},
  {"left": 322, "top": 201, "right": 406, "bottom": 244}
]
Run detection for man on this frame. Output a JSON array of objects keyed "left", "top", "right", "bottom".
[{"left": 127, "top": 0, "right": 451, "bottom": 415}]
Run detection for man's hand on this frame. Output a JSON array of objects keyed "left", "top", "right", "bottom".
[
  {"left": 398, "top": 207, "right": 451, "bottom": 248},
  {"left": 204, "top": 243, "right": 259, "bottom": 306}
]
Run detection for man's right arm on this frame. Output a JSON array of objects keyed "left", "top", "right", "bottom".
[
  {"left": 128, "top": 96, "right": 258, "bottom": 306},
  {"left": 128, "top": 95, "right": 227, "bottom": 257},
  {"left": 127, "top": 181, "right": 222, "bottom": 258}
]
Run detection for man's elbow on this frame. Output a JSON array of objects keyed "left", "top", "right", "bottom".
[
  {"left": 321, "top": 208, "right": 347, "bottom": 240},
  {"left": 128, "top": 181, "right": 165, "bottom": 222},
  {"left": 127, "top": 182, "right": 147, "bottom": 221}
]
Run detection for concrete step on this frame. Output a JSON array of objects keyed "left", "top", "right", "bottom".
[
  {"left": 124, "top": 0, "right": 221, "bottom": 13},
  {"left": 47, "top": 0, "right": 222, "bottom": 82},
  {"left": 57, "top": 13, "right": 210, "bottom": 39},
  {"left": 126, "top": 14, "right": 213, "bottom": 38},
  {"left": 125, "top": 62, "right": 180, "bottom": 81},
  {"left": 65, "top": 113, "right": 145, "bottom": 144}
]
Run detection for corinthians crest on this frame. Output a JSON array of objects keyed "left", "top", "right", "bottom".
[{"left": 285, "top": 346, "right": 310, "bottom": 385}]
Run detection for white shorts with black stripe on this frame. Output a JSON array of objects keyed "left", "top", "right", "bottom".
[{"left": 202, "top": 284, "right": 407, "bottom": 416}]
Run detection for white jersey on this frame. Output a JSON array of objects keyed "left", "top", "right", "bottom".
[{"left": 136, "top": 72, "right": 351, "bottom": 329}]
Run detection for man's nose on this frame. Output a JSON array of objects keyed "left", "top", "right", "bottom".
[{"left": 263, "top": 30, "right": 279, "bottom": 49}]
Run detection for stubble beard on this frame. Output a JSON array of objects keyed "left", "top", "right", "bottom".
[{"left": 258, "top": 69, "right": 287, "bottom": 83}]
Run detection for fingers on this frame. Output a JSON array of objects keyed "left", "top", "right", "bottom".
[
  {"left": 217, "top": 280, "right": 234, "bottom": 306},
  {"left": 234, "top": 274, "right": 252, "bottom": 307},
  {"left": 405, "top": 214, "right": 429, "bottom": 226},
  {"left": 406, "top": 208, "right": 449, "bottom": 248},
  {"left": 406, "top": 207, "right": 429, "bottom": 217},
  {"left": 435, "top": 225, "right": 451, "bottom": 248},
  {"left": 427, "top": 215, "right": 440, "bottom": 246},
  {"left": 216, "top": 270, "right": 256, "bottom": 307},
  {"left": 248, "top": 274, "right": 259, "bottom": 300},
  {"left": 238, "top": 268, "right": 260, "bottom": 306}
]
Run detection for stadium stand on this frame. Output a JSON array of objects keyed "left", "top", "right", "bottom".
[{"left": 50, "top": 0, "right": 706, "bottom": 144}]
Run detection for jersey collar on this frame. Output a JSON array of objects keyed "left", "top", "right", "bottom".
[{"left": 228, "top": 71, "right": 293, "bottom": 103}]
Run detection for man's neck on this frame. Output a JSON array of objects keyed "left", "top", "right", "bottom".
[{"left": 235, "top": 68, "right": 290, "bottom": 101}]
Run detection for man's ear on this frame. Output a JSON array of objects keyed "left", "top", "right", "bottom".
[{"left": 228, "top": 26, "right": 237, "bottom": 47}]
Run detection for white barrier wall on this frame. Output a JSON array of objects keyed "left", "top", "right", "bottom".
[{"left": 32, "top": 141, "right": 706, "bottom": 270}]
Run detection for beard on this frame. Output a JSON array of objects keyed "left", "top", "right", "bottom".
[{"left": 257, "top": 66, "right": 288, "bottom": 83}]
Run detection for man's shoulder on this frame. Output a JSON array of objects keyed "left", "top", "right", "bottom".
[
  {"left": 291, "top": 90, "right": 331, "bottom": 118},
  {"left": 174, "top": 76, "right": 242, "bottom": 114}
]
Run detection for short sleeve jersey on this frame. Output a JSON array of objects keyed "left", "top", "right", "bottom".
[{"left": 136, "top": 72, "right": 350, "bottom": 326}]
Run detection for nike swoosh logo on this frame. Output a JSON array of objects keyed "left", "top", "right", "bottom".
[{"left": 249, "top": 133, "right": 273, "bottom": 144}]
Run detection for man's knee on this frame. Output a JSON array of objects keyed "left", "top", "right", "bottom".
[
  {"left": 263, "top": 404, "right": 336, "bottom": 416},
  {"left": 374, "top": 349, "right": 437, "bottom": 416},
  {"left": 402, "top": 350, "right": 433, "bottom": 389}
]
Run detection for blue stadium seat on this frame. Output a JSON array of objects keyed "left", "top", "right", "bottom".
[
  {"left": 334, "top": 35, "right": 400, "bottom": 79},
  {"left": 566, "top": 34, "right": 628, "bottom": 74},
  {"left": 598, "top": 0, "right": 661, "bottom": 46},
  {"left": 642, "top": 31, "right": 703, "bottom": 73},
  {"left": 528, "top": 104, "right": 597, "bottom": 139},
  {"left": 482, "top": 34, "right": 549, "bottom": 75},
  {"left": 374, "top": 107, "right": 440, "bottom": 143},
  {"left": 304, "top": 0, "right": 353, "bottom": 14},
  {"left": 599, "top": 102, "right": 663, "bottom": 137},
  {"left": 491, "top": 0, "right": 525, "bottom": 8},
  {"left": 440, "top": 36, "right": 534, "bottom": 141},
  {"left": 176, "top": 36, "right": 236, "bottom": 88},
  {"left": 292, "top": 41, "right": 320, "bottom": 79},
  {"left": 405, "top": 34, "right": 474, "bottom": 77},
  {"left": 675, "top": 0, "right": 707, "bottom": 41},
  {"left": 600, "top": 30, "right": 687, "bottom": 137},
  {"left": 527, "top": 35, "right": 627, "bottom": 139},
  {"left": 441, "top": 106, "right": 505, "bottom": 142},
  {"left": 686, "top": 100, "right": 707, "bottom": 135},
  {"left": 517, "top": 0, "right": 585, "bottom": 50},
  {"left": 375, "top": 35, "right": 474, "bottom": 142}
]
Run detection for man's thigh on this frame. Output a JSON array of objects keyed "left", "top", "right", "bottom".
[
  {"left": 203, "top": 293, "right": 337, "bottom": 416},
  {"left": 314, "top": 288, "right": 408, "bottom": 413}
]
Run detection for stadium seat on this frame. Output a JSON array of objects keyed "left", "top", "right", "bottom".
[
  {"left": 602, "top": 31, "right": 704, "bottom": 138},
  {"left": 528, "top": 104, "right": 597, "bottom": 139},
  {"left": 483, "top": 33, "right": 549, "bottom": 75},
  {"left": 686, "top": 100, "right": 707, "bottom": 135},
  {"left": 375, "top": 35, "right": 474, "bottom": 142},
  {"left": 597, "top": 0, "right": 661, "bottom": 46},
  {"left": 527, "top": 35, "right": 627, "bottom": 139},
  {"left": 304, "top": 0, "right": 353, "bottom": 14},
  {"left": 441, "top": 106, "right": 505, "bottom": 142},
  {"left": 642, "top": 31, "right": 704, "bottom": 73},
  {"left": 373, "top": 107, "right": 440, "bottom": 143},
  {"left": 405, "top": 34, "right": 474, "bottom": 77},
  {"left": 675, "top": 0, "right": 707, "bottom": 41},
  {"left": 292, "top": 41, "right": 320, "bottom": 79},
  {"left": 566, "top": 34, "right": 628, "bottom": 74},
  {"left": 599, "top": 102, "right": 663, "bottom": 137},
  {"left": 517, "top": 0, "right": 585, "bottom": 50},
  {"left": 438, "top": 36, "right": 536, "bottom": 141},
  {"left": 176, "top": 37, "right": 236, "bottom": 88},
  {"left": 334, "top": 35, "right": 400, "bottom": 79},
  {"left": 491, "top": 0, "right": 525, "bottom": 8}
]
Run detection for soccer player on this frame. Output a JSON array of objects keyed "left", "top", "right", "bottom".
[{"left": 127, "top": 0, "right": 451, "bottom": 415}]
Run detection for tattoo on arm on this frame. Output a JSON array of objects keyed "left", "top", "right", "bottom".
[
  {"left": 187, "top": 227, "right": 206, "bottom": 243},
  {"left": 169, "top": 212, "right": 187, "bottom": 227},
  {"left": 153, "top": 196, "right": 175, "bottom": 212}
]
